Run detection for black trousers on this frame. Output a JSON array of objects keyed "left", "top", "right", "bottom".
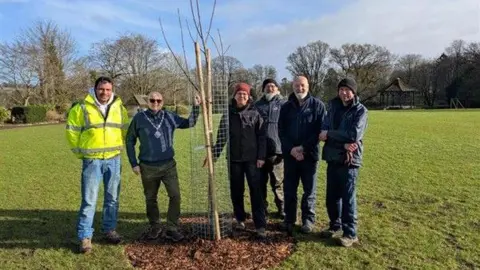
[{"left": 229, "top": 161, "right": 266, "bottom": 229}]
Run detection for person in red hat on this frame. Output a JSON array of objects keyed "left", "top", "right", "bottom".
[{"left": 208, "top": 82, "right": 267, "bottom": 238}]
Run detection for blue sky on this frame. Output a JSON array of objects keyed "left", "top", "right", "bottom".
[{"left": 0, "top": 0, "right": 479, "bottom": 79}]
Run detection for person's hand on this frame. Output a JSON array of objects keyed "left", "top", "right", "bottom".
[
  {"left": 132, "top": 166, "right": 141, "bottom": 176},
  {"left": 319, "top": 130, "right": 328, "bottom": 141},
  {"left": 257, "top": 160, "right": 265, "bottom": 168},
  {"left": 290, "top": 148, "right": 299, "bottom": 159},
  {"left": 290, "top": 146, "right": 304, "bottom": 161},
  {"left": 344, "top": 143, "right": 358, "bottom": 152}
]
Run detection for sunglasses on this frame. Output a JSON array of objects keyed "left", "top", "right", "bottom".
[{"left": 149, "top": 99, "right": 162, "bottom": 104}]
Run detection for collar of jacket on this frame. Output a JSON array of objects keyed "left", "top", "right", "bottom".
[{"left": 145, "top": 109, "right": 164, "bottom": 118}]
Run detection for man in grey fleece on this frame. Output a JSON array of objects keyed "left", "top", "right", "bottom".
[{"left": 254, "top": 78, "right": 286, "bottom": 219}]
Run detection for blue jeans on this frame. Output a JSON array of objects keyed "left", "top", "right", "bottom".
[
  {"left": 283, "top": 157, "right": 318, "bottom": 225},
  {"left": 77, "top": 155, "right": 121, "bottom": 240},
  {"left": 326, "top": 163, "right": 359, "bottom": 238}
]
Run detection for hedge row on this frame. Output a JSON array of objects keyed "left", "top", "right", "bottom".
[{"left": 10, "top": 106, "right": 48, "bottom": 123}]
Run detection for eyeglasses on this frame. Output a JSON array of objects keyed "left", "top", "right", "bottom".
[{"left": 149, "top": 99, "right": 162, "bottom": 104}]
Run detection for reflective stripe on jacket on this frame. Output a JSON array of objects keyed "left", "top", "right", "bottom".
[{"left": 66, "top": 93, "right": 129, "bottom": 159}]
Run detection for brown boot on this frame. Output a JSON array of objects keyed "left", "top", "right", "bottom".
[
  {"left": 80, "top": 238, "right": 92, "bottom": 253},
  {"left": 104, "top": 230, "right": 122, "bottom": 244}
]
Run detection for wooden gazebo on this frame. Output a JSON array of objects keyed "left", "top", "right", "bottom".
[{"left": 378, "top": 78, "right": 417, "bottom": 109}]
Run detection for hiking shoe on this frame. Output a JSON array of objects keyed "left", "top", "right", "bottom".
[
  {"left": 279, "top": 222, "right": 294, "bottom": 236},
  {"left": 104, "top": 230, "right": 122, "bottom": 244},
  {"left": 318, "top": 228, "right": 341, "bottom": 239},
  {"left": 146, "top": 225, "right": 162, "bottom": 240},
  {"left": 234, "top": 221, "right": 246, "bottom": 230},
  {"left": 80, "top": 238, "right": 92, "bottom": 254},
  {"left": 339, "top": 236, "right": 359, "bottom": 247},
  {"left": 256, "top": 228, "right": 267, "bottom": 239},
  {"left": 301, "top": 223, "right": 314, "bottom": 234},
  {"left": 165, "top": 230, "right": 184, "bottom": 242}
]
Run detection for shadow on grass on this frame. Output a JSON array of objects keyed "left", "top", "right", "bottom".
[
  {"left": 0, "top": 209, "right": 159, "bottom": 253},
  {"left": 281, "top": 224, "right": 348, "bottom": 248},
  {"left": 0, "top": 208, "right": 345, "bottom": 255}
]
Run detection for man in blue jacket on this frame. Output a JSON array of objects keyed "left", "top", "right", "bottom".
[
  {"left": 255, "top": 79, "right": 286, "bottom": 219},
  {"left": 278, "top": 76, "right": 326, "bottom": 235},
  {"left": 319, "top": 77, "right": 368, "bottom": 247},
  {"left": 126, "top": 91, "right": 200, "bottom": 242}
]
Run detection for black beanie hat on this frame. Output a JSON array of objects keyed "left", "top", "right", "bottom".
[
  {"left": 337, "top": 78, "right": 357, "bottom": 95},
  {"left": 262, "top": 78, "right": 279, "bottom": 91}
]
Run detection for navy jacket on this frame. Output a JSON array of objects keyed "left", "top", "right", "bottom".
[
  {"left": 278, "top": 93, "right": 326, "bottom": 161},
  {"left": 126, "top": 106, "right": 200, "bottom": 167},
  {"left": 254, "top": 94, "right": 286, "bottom": 157},
  {"left": 321, "top": 96, "right": 368, "bottom": 166},
  {"left": 212, "top": 99, "right": 266, "bottom": 162}
]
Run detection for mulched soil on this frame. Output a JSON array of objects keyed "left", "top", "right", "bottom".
[{"left": 125, "top": 217, "right": 296, "bottom": 270}]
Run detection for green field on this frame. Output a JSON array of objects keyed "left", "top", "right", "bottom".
[{"left": 1, "top": 110, "right": 479, "bottom": 269}]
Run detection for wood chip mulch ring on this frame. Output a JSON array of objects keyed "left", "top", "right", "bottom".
[{"left": 125, "top": 217, "right": 296, "bottom": 270}]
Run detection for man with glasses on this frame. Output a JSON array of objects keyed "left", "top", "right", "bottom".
[{"left": 126, "top": 91, "right": 201, "bottom": 241}]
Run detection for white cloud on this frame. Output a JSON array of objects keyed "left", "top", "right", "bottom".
[{"left": 221, "top": 0, "right": 480, "bottom": 78}]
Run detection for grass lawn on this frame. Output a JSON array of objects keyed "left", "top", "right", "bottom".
[{"left": 0, "top": 110, "right": 479, "bottom": 269}]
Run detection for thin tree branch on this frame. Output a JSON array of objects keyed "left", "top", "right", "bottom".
[
  {"left": 205, "top": 0, "right": 216, "bottom": 42},
  {"left": 159, "top": 17, "right": 199, "bottom": 92},
  {"left": 177, "top": 9, "right": 191, "bottom": 73},
  {"left": 189, "top": 0, "right": 202, "bottom": 42},
  {"left": 185, "top": 19, "right": 197, "bottom": 44}
]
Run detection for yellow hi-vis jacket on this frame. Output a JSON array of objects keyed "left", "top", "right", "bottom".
[{"left": 66, "top": 93, "right": 129, "bottom": 159}]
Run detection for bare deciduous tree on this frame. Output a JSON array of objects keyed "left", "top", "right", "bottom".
[
  {"left": 0, "top": 41, "right": 39, "bottom": 106},
  {"left": 392, "top": 54, "right": 425, "bottom": 84},
  {"left": 286, "top": 40, "right": 330, "bottom": 96},
  {"left": 20, "top": 20, "right": 77, "bottom": 104},
  {"left": 246, "top": 64, "right": 278, "bottom": 99},
  {"left": 211, "top": 55, "right": 243, "bottom": 88},
  {"left": 330, "top": 43, "right": 394, "bottom": 100},
  {"left": 89, "top": 39, "right": 125, "bottom": 79},
  {"left": 89, "top": 33, "right": 168, "bottom": 96}
]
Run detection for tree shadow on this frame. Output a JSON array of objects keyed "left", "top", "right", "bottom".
[
  {"left": 0, "top": 209, "right": 150, "bottom": 253},
  {"left": 0, "top": 209, "right": 336, "bottom": 254}
]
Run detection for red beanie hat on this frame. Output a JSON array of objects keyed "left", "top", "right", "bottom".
[{"left": 234, "top": 82, "right": 251, "bottom": 96}]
